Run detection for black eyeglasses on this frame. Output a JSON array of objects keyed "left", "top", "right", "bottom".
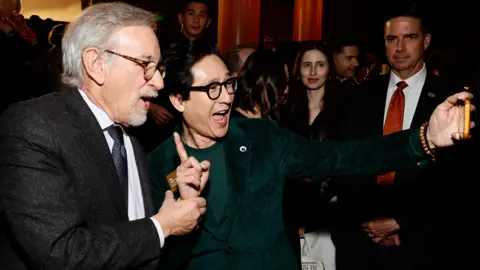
[
  {"left": 105, "top": 50, "right": 166, "bottom": 81},
  {"left": 190, "top": 77, "right": 238, "bottom": 100}
]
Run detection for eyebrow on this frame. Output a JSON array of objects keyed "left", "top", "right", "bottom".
[
  {"left": 187, "top": 8, "right": 208, "bottom": 14},
  {"left": 204, "top": 72, "right": 232, "bottom": 85},
  {"left": 302, "top": 61, "right": 326, "bottom": 64},
  {"left": 138, "top": 54, "right": 154, "bottom": 61},
  {"left": 385, "top": 33, "right": 419, "bottom": 39}
]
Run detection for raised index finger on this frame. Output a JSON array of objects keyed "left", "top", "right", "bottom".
[{"left": 173, "top": 132, "right": 188, "bottom": 162}]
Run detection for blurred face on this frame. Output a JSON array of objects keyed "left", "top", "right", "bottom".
[
  {"left": 300, "top": 49, "right": 329, "bottom": 90},
  {"left": 237, "top": 48, "right": 254, "bottom": 69},
  {"left": 12, "top": 0, "right": 20, "bottom": 14},
  {"left": 178, "top": 2, "right": 211, "bottom": 39},
  {"left": 231, "top": 48, "right": 254, "bottom": 76},
  {"left": 263, "top": 36, "right": 275, "bottom": 51},
  {"left": 102, "top": 25, "right": 164, "bottom": 127},
  {"left": 333, "top": 45, "right": 359, "bottom": 79},
  {"left": 0, "top": 0, "right": 13, "bottom": 15},
  {"left": 177, "top": 55, "right": 234, "bottom": 144},
  {"left": 283, "top": 63, "right": 290, "bottom": 95},
  {"left": 385, "top": 16, "right": 430, "bottom": 76}
]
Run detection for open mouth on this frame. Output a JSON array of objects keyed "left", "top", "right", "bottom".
[
  {"left": 140, "top": 96, "right": 153, "bottom": 108},
  {"left": 212, "top": 110, "right": 229, "bottom": 126}
]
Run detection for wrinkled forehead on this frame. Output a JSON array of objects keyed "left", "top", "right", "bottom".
[
  {"left": 385, "top": 16, "right": 422, "bottom": 36},
  {"left": 112, "top": 25, "right": 160, "bottom": 61}
]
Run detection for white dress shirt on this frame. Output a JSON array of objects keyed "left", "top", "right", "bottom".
[
  {"left": 79, "top": 89, "right": 164, "bottom": 247},
  {"left": 384, "top": 63, "right": 427, "bottom": 130}
]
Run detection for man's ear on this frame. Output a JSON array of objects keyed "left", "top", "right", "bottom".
[
  {"left": 423, "top": 33, "right": 431, "bottom": 50},
  {"left": 206, "top": 18, "right": 211, "bottom": 29},
  {"left": 83, "top": 47, "right": 105, "bottom": 85},
  {"left": 177, "top": 12, "right": 184, "bottom": 26},
  {"left": 170, "top": 94, "right": 186, "bottom": 113}
]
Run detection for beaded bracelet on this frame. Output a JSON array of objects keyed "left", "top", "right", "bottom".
[{"left": 420, "top": 122, "right": 436, "bottom": 162}]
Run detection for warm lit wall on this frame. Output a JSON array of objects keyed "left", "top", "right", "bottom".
[
  {"left": 217, "top": 0, "right": 261, "bottom": 55},
  {"left": 292, "top": 0, "right": 323, "bottom": 41},
  {"left": 21, "top": 0, "right": 82, "bottom": 22},
  {"left": 260, "top": 0, "right": 293, "bottom": 42}
]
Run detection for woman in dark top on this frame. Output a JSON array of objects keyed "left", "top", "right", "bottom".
[
  {"left": 281, "top": 41, "right": 346, "bottom": 268},
  {"left": 282, "top": 41, "right": 344, "bottom": 141}
]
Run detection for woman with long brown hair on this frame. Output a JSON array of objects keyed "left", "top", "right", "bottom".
[
  {"left": 281, "top": 41, "right": 346, "bottom": 270},
  {"left": 282, "top": 41, "right": 344, "bottom": 141}
]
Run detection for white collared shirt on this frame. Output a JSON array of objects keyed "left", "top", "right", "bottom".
[
  {"left": 384, "top": 63, "right": 427, "bottom": 129},
  {"left": 78, "top": 89, "right": 164, "bottom": 247}
]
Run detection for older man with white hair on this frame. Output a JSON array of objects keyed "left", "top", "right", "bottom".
[{"left": 0, "top": 2, "right": 208, "bottom": 269}]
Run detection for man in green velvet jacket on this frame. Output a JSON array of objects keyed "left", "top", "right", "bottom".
[{"left": 147, "top": 39, "right": 473, "bottom": 270}]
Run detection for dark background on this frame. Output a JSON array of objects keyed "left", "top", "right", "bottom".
[{"left": 93, "top": 0, "right": 480, "bottom": 85}]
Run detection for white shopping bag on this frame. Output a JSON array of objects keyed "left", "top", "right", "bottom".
[
  {"left": 301, "top": 256, "right": 325, "bottom": 270},
  {"left": 300, "top": 237, "right": 325, "bottom": 270}
]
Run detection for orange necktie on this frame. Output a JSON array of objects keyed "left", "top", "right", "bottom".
[{"left": 377, "top": 81, "right": 408, "bottom": 184}]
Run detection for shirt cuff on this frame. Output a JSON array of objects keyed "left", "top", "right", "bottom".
[
  {"left": 408, "top": 127, "right": 429, "bottom": 167},
  {"left": 150, "top": 217, "right": 165, "bottom": 248}
]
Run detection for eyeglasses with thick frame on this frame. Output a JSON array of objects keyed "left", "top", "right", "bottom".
[
  {"left": 189, "top": 77, "right": 238, "bottom": 100},
  {"left": 105, "top": 50, "right": 166, "bottom": 81}
]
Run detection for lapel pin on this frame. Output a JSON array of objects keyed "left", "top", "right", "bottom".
[
  {"left": 428, "top": 92, "right": 435, "bottom": 98},
  {"left": 239, "top": 146, "right": 247, "bottom": 152}
]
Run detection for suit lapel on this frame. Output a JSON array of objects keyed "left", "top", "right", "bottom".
[
  {"left": 366, "top": 75, "right": 439, "bottom": 133},
  {"left": 219, "top": 123, "right": 252, "bottom": 237},
  {"left": 410, "top": 75, "right": 441, "bottom": 128},
  {"left": 394, "top": 74, "right": 442, "bottom": 182},
  {"left": 130, "top": 137, "right": 155, "bottom": 217},
  {"left": 62, "top": 89, "right": 129, "bottom": 220}
]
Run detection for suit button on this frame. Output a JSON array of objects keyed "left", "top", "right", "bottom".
[{"left": 225, "top": 246, "right": 232, "bottom": 253}]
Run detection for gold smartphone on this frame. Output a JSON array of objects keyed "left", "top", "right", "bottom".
[
  {"left": 463, "top": 99, "right": 471, "bottom": 139},
  {"left": 458, "top": 87, "right": 471, "bottom": 139}
]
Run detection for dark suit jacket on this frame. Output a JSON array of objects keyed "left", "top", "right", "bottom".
[
  {"left": 0, "top": 89, "right": 161, "bottom": 269},
  {"left": 147, "top": 116, "right": 430, "bottom": 270},
  {"left": 333, "top": 73, "right": 464, "bottom": 268}
]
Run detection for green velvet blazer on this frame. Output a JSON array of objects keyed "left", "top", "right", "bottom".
[{"left": 147, "top": 117, "right": 427, "bottom": 270}]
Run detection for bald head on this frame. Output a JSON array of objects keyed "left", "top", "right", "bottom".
[{"left": 225, "top": 45, "right": 256, "bottom": 75}]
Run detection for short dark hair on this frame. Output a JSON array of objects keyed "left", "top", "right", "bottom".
[
  {"left": 234, "top": 50, "right": 287, "bottom": 119},
  {"left": 160, "top": 38, "right": 222, "bottom": 99},
  {"left": 382, "top": 1, "right": 429, "bottom": 33},
  {"left": 180, "top": 0, "right": 211, "bottom": 15},
  {"left": 329, "top": 37, "right": 359, "bottom": 56}
]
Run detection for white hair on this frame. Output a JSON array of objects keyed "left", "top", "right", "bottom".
[{"left": 61, "top": 2, "right": 157, "bottom": 87}]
